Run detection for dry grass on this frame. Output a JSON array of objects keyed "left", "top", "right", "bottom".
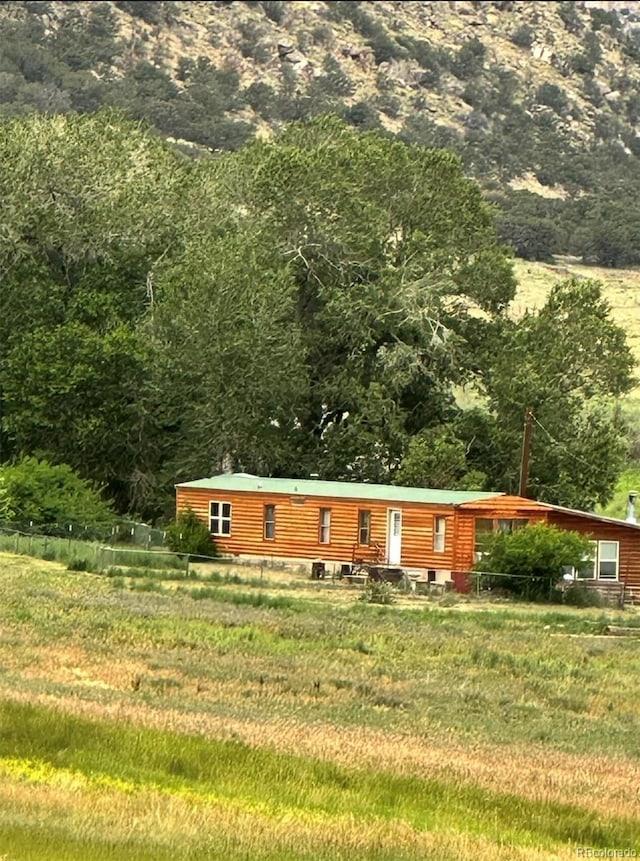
[
  {"left": 0, "top": 683, "right": 638, "bottom": 821},
  {"left": 0, "top": 553, "right": 638, "bottom": 858}
]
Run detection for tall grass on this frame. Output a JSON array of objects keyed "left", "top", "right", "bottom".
[
  {"left": 0, "top": 701, "right": 637, "bottom": 859},
  {"left": 0, "top": 531, "right": 187, "bottom": 573},
  {"left": 0, "top": 557, "right": 639, "bottom": 858}
]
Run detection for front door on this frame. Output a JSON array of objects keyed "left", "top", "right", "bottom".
[{"left": 387, "top": 509, "right": 402, "bottom": 565}]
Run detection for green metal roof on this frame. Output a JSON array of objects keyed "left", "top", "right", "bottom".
[{"left": 176, "top": 473, "right": 502, "bottom": 506}]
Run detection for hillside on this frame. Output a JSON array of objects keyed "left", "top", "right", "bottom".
[
  {"left": 2, "top": 0, "right": 638, "bottom": 143},
  {"left": 2, "top": 1, "right": 640, "bottom": 264},
  {"left": 515, "top": 257, "right": 640, "bottom": 378}
]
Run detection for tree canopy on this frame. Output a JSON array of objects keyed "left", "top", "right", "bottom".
[
  {"left": 0, "top": 457, "right": 114, "bottom": 528},
  {"left": 0, "top": 111, "right": 634, "bottom": 519}
]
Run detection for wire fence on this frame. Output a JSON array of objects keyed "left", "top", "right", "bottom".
[
  {"left": 0, "top": 526, "right": 190, "bottom": 573},
  {"left": 0, "top": 519, "right": 167, "bottom": 546},
  {"left": 0, "top": 516, "right": 232, "bottom": 574}
]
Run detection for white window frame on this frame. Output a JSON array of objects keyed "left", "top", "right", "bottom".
[
  {"left": 434, "top": 516, "right": 446, "bottom": 553},
  {"left": 210, "top": 501, "right": 231, "bottom": 537},
  {"left": 319, "top": 508, "right": 331, "bottom": 544},
  {"left": 264, "top": 504, "right": 276, "bottom": 540},
  {"left": 597, "top": 540, "right": 619, "bottom": 580},
  {"left": 575, "top": 540, "right": 619, "bottom": 581},
  {"left": 358, "top": 509, "right": 371, "bottom": 545}
]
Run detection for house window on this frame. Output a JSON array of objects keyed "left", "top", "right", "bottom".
[
  {"left": 498, "top": 519, "right": 528, "bottom": 534},
  {"left": 567, "top": 541, "right": 620, "bottom": 580},
  {"left": 210, "top": 501, "right": 231, "bottom": 536},
  {"left": 474, "top": 518, "right": 496, "bottom": 559},
  {"left": 264, "top": 504, "right": 276, "bottom": 540},
  {"left": 434, "top": 516, "right": 446, "bottom": 553},
  {"left": 598, "top": 541, "right": 619, "bottom": 579},
  {"left": 474, "top": 517, "right": 529, "bottom": 560},
  {"left": 358, "top": 510, "right": 371, "bottom": 545},
  {"left": 573, "top": 540, "right": 619, "bottom": 581},
  {"left": 319, "top": 508, "right": 331, "bottom": 544},
  {"left": 576, "top": 542, "right": 597, "bottom": 580}
]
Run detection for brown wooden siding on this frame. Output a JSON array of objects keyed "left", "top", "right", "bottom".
[
  {"left": 547, "top": 511, "right": 640, "bottom": 589},
  {"left": 177, "top": 486, "right": 640, "bottom": 585},
  {"left": 454, "top": 496, "right": 551, "bottom": 571},
  {"left": 177, "top": 487, "right": 458, "bottom": 569}
]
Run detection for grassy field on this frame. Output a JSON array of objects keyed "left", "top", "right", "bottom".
[{"left": 0, "top": 553, "right": 639, "bottom": 859}]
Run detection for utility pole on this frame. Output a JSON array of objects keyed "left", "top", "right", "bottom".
[{"left": 518, "top": 407, "right": 534, "bottom": 498}]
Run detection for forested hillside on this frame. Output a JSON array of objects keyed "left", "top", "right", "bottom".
[
  {"left": 3, "top": 1, "right": 640, "bottom": 264},
  {"left": 0, "top": 112, "right": 633, "bottom": 520}
]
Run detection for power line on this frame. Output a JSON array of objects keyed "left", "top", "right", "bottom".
[{"left": 530, "top": 412, "right": 595, "bottom": 471}]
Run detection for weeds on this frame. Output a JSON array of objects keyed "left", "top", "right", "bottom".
[
  {"left": 177, "top": 586, "right": 299, "bottom": 611},
  {"left": 360, "top": 581, "right": 396, "bottom": 605}
]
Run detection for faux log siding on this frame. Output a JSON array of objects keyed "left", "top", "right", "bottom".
[
  {"left": 401, "top": 507, "right": 454, "bottom": 570},
  {"left": 176, "top": 487, "right": 456, "bottom": 567},
  {"left": 453, "top": 497, "right": 551, "bottom": 571},
  {"left": 547, "top": 511, "right": 640, "bottom": 589}
]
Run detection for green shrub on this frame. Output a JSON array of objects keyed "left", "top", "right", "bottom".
[
  {"left": 260, "top": 1, "right": 285, "bottom": 23},
  {"left": 558, "top": 1, "right": 583, "bottom": 34},
  {"left": 510, "top": 25, "right": 534, "bottom": 49},
  {"left": 589, "top": 8, "right": 619, "bottom": 33},
  {"left": 243, "top": 81, "right": 277, "bottom": 119},
  {"left": 130, "top": 578, "right": 161, "bottom": 593},
  {"left": 115, "top": 1, "right": 164, "bottom": 24},
  {"left": 474, "top": 524, "right": 592, "bottom": 602},
  {"left": 367, "top": 26, "right": 405, "bottom": 65},
  {"left": 535, "top": 83, "right": 568, "bottom": 116},
  {"left": 497, "top": 214, "right": 557, "bottom": 262},
  {"left": 0, "top": 457, "right": 114, "bottom": 529},
  {"left": 67, "top": 558, "right": 95, "bottom": 573},
  {"left": 563, "top": 584, "right": 604, "bottom": 608},
  {"left": 165, "top": 509, "right": 217, "bottom": 557},
  {"left": 450, "top": 38, "right": 486, "bottom": 80},
  {"left": 343, "top": 101, "right": 380, "bottom": 130},
  {"left": 318, "top": 55, "right": 355, "bottom": 97},
  {"left": 360, "top": 580, "right": 395, "bottom": 605}
]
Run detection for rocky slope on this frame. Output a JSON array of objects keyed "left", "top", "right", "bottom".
[
  {"left": 3, "top": 1, "right": 640, "bottom": 150},
  {"left": 3, "top": 1, "right": 640, "bottom": 262}
]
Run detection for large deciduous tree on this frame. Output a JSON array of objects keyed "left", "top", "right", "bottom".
[
  {"left": 162, "top": 116, "right": 515, "bottom": 482},
  {"left": 464, "top": 279, "right": 634, "bottom": 508},
  {"left": 0, "top": 110, "right": 186, "bottom": 509},
  {"left": 0, "top": 111, "right": 633, "bottom": 520}
]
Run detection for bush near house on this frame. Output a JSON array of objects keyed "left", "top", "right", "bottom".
[
  {"left": 474, "top": 523, "right": 592, "bottom": 601},
  {"left": 165, "top": 507, "right": 217, "bottom": 557}
]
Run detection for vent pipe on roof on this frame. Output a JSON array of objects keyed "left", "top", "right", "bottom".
[{"left": 626, "top": 491, "right": 637, "bottom": 524}]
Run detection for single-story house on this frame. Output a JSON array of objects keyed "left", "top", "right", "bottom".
[{"left": 175, "top": 473, "right": 640, "bottom": 591}]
